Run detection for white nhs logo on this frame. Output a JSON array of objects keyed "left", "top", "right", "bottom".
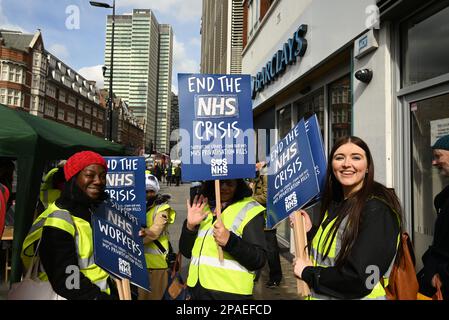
[
  {"left": 211, "top": 158, "right": 228, "bottom": 176},
  {"left": 118, "top": 258, "right": 131, "bottom": 277},
  {"left": 285, "top": 192, "right": 298, "bottom": 212}
]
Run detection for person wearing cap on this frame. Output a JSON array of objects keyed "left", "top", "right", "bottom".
[
  {"left": 21, "top": 151, "right": 117, "bottom": 300},
  {"left": 138, "top": 172, "right": 176, "bottom": 300},
  {"left": 418, "top": 134, "right": 449, "bottom": 300}
]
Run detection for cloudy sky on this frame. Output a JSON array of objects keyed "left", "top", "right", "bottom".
[{"left": 0, "top": 0, "right": 202, "bottom": 93}]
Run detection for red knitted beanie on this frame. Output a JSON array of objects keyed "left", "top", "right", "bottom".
[{"left": 64, "top": 151, "right": 108, "bottom": 181}]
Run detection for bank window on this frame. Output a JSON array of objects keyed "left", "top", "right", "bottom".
[
  {"left": 329, "top": 75, "right": 351, "bottom": 147},
  {"left": 401, "top": 1, "right": 449, "bottom": 87},
  {"left": 295, "top": 88, "right": 325, "bottom": 135},
  {"left": 277, "top": 104, "right": 292, "bottom": 140},
  {"left": 410, "top": 93, "right": 449, "bottom": 270}
]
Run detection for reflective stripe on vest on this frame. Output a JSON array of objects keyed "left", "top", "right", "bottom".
[
  {"left": 187, "top": 197, "right": 265, "bottom": 295},
  {"left": 308, "top": 210, "right": 397, "bottom": 300},
  {"left": 144, "top": 202, "right": 176, "bottom": 269},
  {"left": 21, "top": 203, "right": 111, "bottom": 295}
]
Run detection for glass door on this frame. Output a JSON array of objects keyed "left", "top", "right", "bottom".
[{"left": 410, "top": 93, "right": 449, "bottom": 270}]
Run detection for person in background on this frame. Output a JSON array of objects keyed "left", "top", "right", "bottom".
[
  {"left": 37, "top": 161, "right": 66, "bottom": 214},
  {"left": 190, "top": 181, "right": 202, "bottom": 205},
  {"left": 21, "top": 151, "right": 117, "bottom": 300},
  {"left": 292, "top": 136, "right": 402, "bottom": 299},
  {"left": 179, "top": 179, "right": 267, "bottom": 300},
  {"left": 0, "top": 158, "right": 15, "bottom": 238},
  {"left": 166, "top": 163, "right": 173, "bottom": 186},
  {"left": 418, "top": 134, "right": 449, "bottom": 300},
  {"left": 252, "top": 161, "right": 283, "bottom": 288},
  {"left": 174, "top": 165, "right": 181, "bottom": 186},
  {"left": 138, "top": 172, "right": 176, "bottom": 300}
]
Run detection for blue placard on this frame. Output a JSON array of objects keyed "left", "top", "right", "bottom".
[
  {"left": 93, "top": 201, "right": 149, "bottom": 291},
  {"left": 305, "top": 114, "right": 327, "bottom": 206},
  {"left": 178, "top": 73, "right": 256, "bottom": 181},
  {"left": 93, "top": 156, "right": 149, "bottom": 291},
  {"left": 266, "top": 119, "right": 320, "bottom": 229}
]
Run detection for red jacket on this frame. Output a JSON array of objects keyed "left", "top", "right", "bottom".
[{"left": 0, "top": 182, "right": 10, "bottom": 238}]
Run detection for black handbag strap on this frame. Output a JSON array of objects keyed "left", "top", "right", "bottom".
[{"left": 153, "top": 239, "right": 168, "bottom": 254}]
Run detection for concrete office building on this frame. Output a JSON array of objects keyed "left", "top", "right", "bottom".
[
  {"left": 200, "top": 0, "right": 244, "bottom": 74},
  {"left": 242, "top": 0, "right": 449, "bottom": 266},
  {"left": 155, "top": 25, "right": 173, "bottom": 154},
  {"left": 104, "top": 9, "right": 173, "bottom": 153}
]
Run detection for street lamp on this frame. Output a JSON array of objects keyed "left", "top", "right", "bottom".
[{"left": 90, "top": 0, "right": 115, "bottom": 141}]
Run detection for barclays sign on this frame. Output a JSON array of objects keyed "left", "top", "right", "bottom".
[{"left": 251, "top": 24, "right": 308, "bottom": 99}]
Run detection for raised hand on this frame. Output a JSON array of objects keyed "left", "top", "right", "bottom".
[{"left": 186, "top": 195, "right": 208, "bottom": 231}]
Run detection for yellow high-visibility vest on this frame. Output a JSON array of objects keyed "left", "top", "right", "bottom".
[
  {"left": 144, "top": 203, "right": 176, "bottom": 269},
  {"left": 40, "top": 168, "right": 61, "bottom": 209},
  {"left": 187, "top": 197, "right": 265, "bottom": 295},
  {"left": 21, "top": 203, "right": 111, "bottom": 295},
  {"left": 308, "top": 199, "right": 399, "bottom": 300}
]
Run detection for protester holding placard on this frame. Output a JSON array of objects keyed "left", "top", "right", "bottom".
[
  {"left": 179, "top": 179, "right": 267, "bottom": 300},
  {"left": 292, "top": 136, "right": 402, "bottom": 299},
  {"left": 138, "top": 172, "right": 176, "bottom": 300},
  {"left": 20, "top": 151, "right": 118, "bottom": 300}
]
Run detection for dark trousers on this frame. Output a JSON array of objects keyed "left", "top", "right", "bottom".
[{"left": 264, "top": 229, "right": 282, "bottom": 282}]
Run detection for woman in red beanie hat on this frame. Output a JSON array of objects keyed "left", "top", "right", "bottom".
[{"left": 21, "top": 151, "right": 118, "bottom": 300}]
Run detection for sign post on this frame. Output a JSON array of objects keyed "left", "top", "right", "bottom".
[{"left": 293, "top": 211, "right": 310, "bottom": 297}]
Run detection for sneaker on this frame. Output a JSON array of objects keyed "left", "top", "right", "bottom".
[{"left": 265, "top": 280, "right": 281, "bottom": 288}]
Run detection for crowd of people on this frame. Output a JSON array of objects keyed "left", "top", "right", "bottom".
[{"left": 1, "top": 133, "right": 448, "bottom": 300}]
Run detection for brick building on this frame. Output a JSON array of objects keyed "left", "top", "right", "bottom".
[{"left": 0, "top": 29, "right": 106, "bottom": 138}]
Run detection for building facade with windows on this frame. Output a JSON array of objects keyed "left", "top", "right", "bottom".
[
  {"left": 0, "top": 29, "right": 106, "bottom": 138},
  {"left": 104, "top": 9, "right": 173, "bottom": 153},
  {"left": 99, "top": 89, "right": 144, "bottom": 154},
  {"left": 242, "top": 0, "right": 449, "bottom": 264},
  {"left": 200, "top": 0, "right": 244, "bottom": 74}
]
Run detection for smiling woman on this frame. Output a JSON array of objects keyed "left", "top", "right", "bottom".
[
  {"left": 292, "top": 136, "right": 403, "bottom": 300},
  {"left": 20, "top": 151, "right": 118, "bottom": 300}
]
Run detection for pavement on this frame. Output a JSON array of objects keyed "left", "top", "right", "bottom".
[{"left": 160, "top": 180, "right": 300, "bottom": 300}]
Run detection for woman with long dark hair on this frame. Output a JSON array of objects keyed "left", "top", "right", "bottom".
[
  {"left": 293, "top": 136, "right": 402, "bottom": 299},
  {"left": 179, "top": 179, "right": 267, "bottom": 300}
]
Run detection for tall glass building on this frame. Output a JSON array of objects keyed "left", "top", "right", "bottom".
[{"left": 104, "top": 9, "right": 173, "bottom": 153}]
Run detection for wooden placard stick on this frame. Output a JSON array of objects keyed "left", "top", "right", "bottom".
[
  {"left": 115, "top": 278, "right": 125, "bottom": 300},
  {"left": 122, "top": 279, "right": 132, "bottom": 300},
  {"left": 293, "top": 210, "right": 311, "bottom": 297},
  {"left": 215, "top": 180, "right": 225, "bottom": 263}
]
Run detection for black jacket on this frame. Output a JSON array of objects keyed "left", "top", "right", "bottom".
[
  {"left": 418, "top": 184, "right": 449, "bottom": 299},
  {"left": 179, "top": 210, "right": 267, "bottom": 300},
  {"left": 39, "top": 179, "right": 118, "bottom": 300},
  {"left": 301, "top": 198, "right": 399, "bottom": 299}
]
